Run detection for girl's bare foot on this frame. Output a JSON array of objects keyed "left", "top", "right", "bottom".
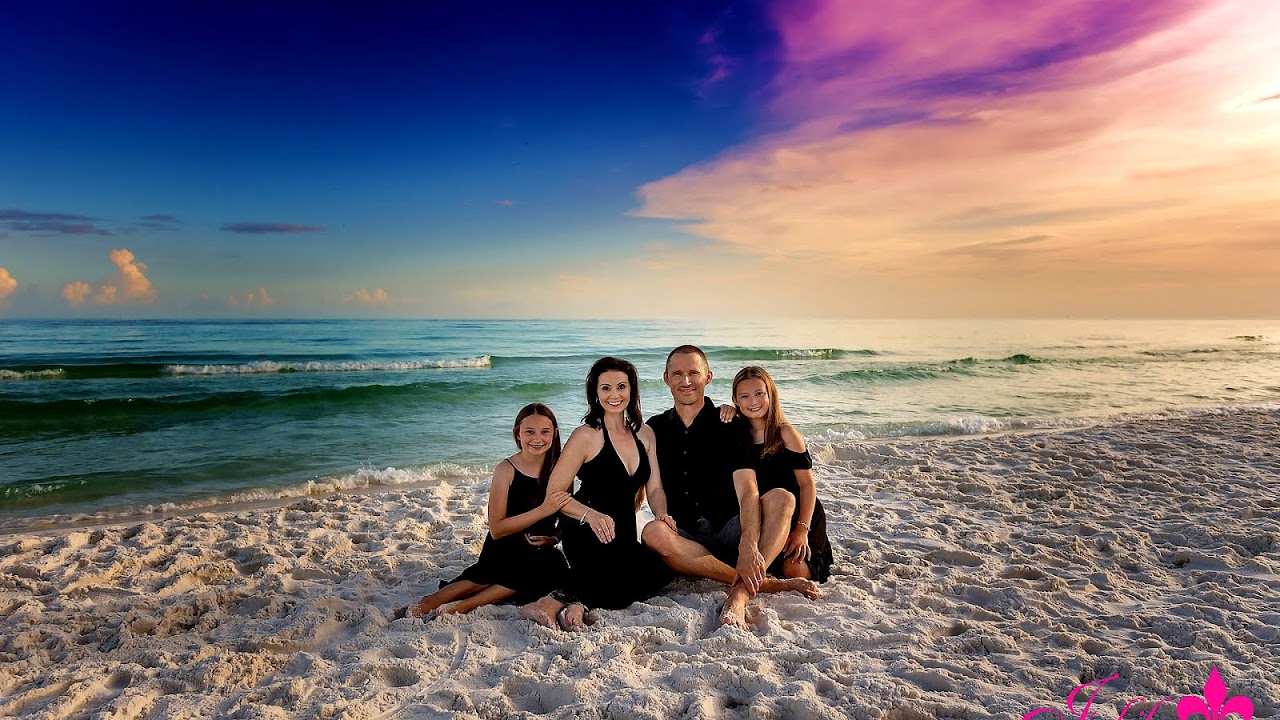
[
  {"left": 521, "top": 596, "right": 564, "bottom": 628},
  {"left": 760, "top": 576, "right": 819, "bottom": 599},
  {"left": 407, "top": 599, "right": 439, "bottom": 619}
]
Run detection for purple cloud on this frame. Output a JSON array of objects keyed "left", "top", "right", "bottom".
[
  {"left": 221, "top": 222, "right": 324, "bottom": 234},
  {"left": 135, "top": 214, "right": 180, "bottom": 232},
  {"left": 766, "top": 0, "right": 1209, "bottom": 125},
  {"left": 0, "top": 209, "right": 112, "bottom": 236}
]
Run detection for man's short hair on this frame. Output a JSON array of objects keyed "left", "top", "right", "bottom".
[{"left": 665, "top": 344, "right": 710, "bottom": 372}]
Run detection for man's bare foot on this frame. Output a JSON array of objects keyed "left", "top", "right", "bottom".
[
  {"left": 521, "top": 596, "right": 564, "bottom": 628},
  {"left": 556, "top": 603, "right": 587, "bottom": 631},
  {"left": 760, "top": 576, "right": 820, "bottom": 599},
  {"left": 719, "top": 606, "right": 750, "bottom": 630},
  {"left": 719, "top": 585, "right": 751, "bottom": 630}
]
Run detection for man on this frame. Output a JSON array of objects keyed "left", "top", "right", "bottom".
[{"left": 642, "top": 345, "right": 818, "bottom": 629}]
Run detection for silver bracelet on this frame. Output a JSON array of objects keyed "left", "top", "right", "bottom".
[
  {"left": 580, "top": 508, "right": 589, "bottom": 524},
  {"left": 797, "top": 521, "right": 811, "bottom": 530}
]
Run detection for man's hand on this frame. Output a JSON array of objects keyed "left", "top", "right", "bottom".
[
  {"left": 735, "top": 545, "right": 767, "bottom": 595},
  {"left": 718, "top": 404, "right": 738, "bottom": 423},
  {"left": 657, "top": 513, "right": 678, "bottom": 533}
]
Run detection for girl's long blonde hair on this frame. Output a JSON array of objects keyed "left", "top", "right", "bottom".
[{"left": 732, "top": 365, "right": 787, "bottom": 456}]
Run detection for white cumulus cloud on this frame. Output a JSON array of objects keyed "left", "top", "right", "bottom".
[
  {"left": 344, "top": 288, "right": 390, "bottom": 305},
  {"left": 62, "top": 248, "right": 157, "bottom": 307},
  {"left": 0, "top": 267, "right": 16, "bottom": 302}
]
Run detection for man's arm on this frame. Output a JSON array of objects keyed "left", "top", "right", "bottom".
[
  {"left": 733, "top": 467, "right": 766, "bottom": 595},
  {"left": 639, "top": 425, "right": 676, "bottom": 528}
]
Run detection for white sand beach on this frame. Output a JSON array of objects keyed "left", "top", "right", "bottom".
[{"left": 2, "top": 408, "right": 1277, "bottom": 719}]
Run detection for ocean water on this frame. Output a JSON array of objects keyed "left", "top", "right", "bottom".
[{"left": 2, "top": 318, "right": 1278, "bottom": 529}]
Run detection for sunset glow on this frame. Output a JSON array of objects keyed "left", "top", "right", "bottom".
[{"left": 2, "top": 1, "right": 1276, "bottom": 318}]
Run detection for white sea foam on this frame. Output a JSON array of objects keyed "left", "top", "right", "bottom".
[
  {"left": 0, "top": 463, "right": 489, "bottom": 533},
  {"left": 0, "top": 368, "right": 65, "bottom": 380},
  {"left": 780, "top": 348, "right": 839, "bottom": 358},
  {"left": 163, "top": 356, "right": 492, "bottom": 375},
  {"left": 814, "top": 415, "right": 1096, "bottom": 443}
]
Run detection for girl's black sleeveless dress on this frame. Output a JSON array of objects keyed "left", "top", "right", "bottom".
[
  {"left": 559, "top": 429, "right": 673, "bottom": 609},
  {"left": 447, "top": 461, "right": 569, "bottom": 601},
  {"left": 752, "top": 442, "right": 834, "bottom": 582}
]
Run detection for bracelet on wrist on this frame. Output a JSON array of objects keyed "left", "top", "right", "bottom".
[
  {"left": 797, "top": 521, "right": 811, "bottom": 530},
  {"left": 580, "top": 508, "right": 589, "bottom": 524}
]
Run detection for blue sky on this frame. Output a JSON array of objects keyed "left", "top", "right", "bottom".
[{"left": 2, "top": 1, "right": 1277, "bottom": 318}]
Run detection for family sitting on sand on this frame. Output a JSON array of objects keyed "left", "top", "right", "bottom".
[{"left": 393, "top": 345, "right": 832, "bottom": 630}]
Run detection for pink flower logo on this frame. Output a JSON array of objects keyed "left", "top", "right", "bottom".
[{"left": 1178, "top": 667, "right": 1254, "bottom": 720}]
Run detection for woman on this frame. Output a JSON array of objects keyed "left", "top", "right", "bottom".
[
  {"left": 732, "top": 366, "right": 833, "bottom": 583},
  {"left": 394, "top": 403, "right": 571, "bottom": 619},
  {"left": 522, "top": 357, "right": 674, "bottom": 630}
]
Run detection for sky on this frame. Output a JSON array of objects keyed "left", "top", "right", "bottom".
[{"left": 1, "top": 0, "right": 1277, "bottom": 319}]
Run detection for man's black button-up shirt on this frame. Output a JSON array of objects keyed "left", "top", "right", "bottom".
[{"left": 647, "top": 397, "right": 751, "bottom": 528}]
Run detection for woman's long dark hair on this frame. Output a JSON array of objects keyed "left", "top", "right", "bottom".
[
  {"left": 582, "top": 356, "right": 642, "bottom": 433},
  {"left": 512, "top": 402, "right": 561, "bottom": 490},
  {"left": 732, "top": 365, "right": 787, "bottom": 456}
]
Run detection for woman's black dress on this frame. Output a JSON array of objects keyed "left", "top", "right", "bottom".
[
  {"left": 559, "top": 429, "right": 673, "bottom": 609},
  {"left": 752, "top": 442, "right": 834, "bottom": 582},
  {"left": 447, "top": 460, "right": 570, "bottom": 601}
]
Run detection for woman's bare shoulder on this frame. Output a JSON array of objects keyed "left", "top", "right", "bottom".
[
  {"left": 637, "top": 423, "right": 657, "bottom": 447},
  {"left": 565, "top": 425, "right": 603, "bottom": 455}
]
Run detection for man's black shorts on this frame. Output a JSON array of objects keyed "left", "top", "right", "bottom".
[{"left": 677, "top": 516, "right": 742, "bottom": 565}]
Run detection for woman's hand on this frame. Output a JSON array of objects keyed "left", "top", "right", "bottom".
[
  {"left": 585, "top": 509, "right": 616, "bottom": 544},
  {"left": 657, "top": 513, "right": 677, "bottom": 533},
  {"left": 542, "top": 490, "right": 572, "bottom": 514},
  {"left": 718, "top": 404, "right": 738, "bottom": 423},
  {"left": 784, "top": 525, "right": 812, "bottom": 562}
]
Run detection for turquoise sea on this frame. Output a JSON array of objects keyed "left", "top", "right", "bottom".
[{"left": 2, "top": 318, "right": 1278, "bottom": 530}]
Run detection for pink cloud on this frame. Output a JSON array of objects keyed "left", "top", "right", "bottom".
[
  {"left": 632, "top": 0, "right": 1280, "bottom": 317},
  {"left": 61, "top": 281, "right": 91, "bottom": 306},
  {"left": 103, "top": 248, "right": 156, "bottom": 304},
  {"left": 0, "top": 267, "right": 15, "bottom": 302},
  {"left": 766, "top": 0, "right": 1207, "bottom": 125},
  {"left": 344, "top": 288, "right": 389, "bottom": 305},
  {"left": 62, "top": 248, "right": 157, "bottom": 307},
  {"left": 228, "top": 287, "right": 277, "bottom": 307}
]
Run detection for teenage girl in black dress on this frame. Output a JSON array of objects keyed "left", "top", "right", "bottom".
[
  {"left": 732, "top": 366, "right": 833, "bottom": 583},
  {"left": 395, "top": 403, "right": 571, "bottom": 619}
]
